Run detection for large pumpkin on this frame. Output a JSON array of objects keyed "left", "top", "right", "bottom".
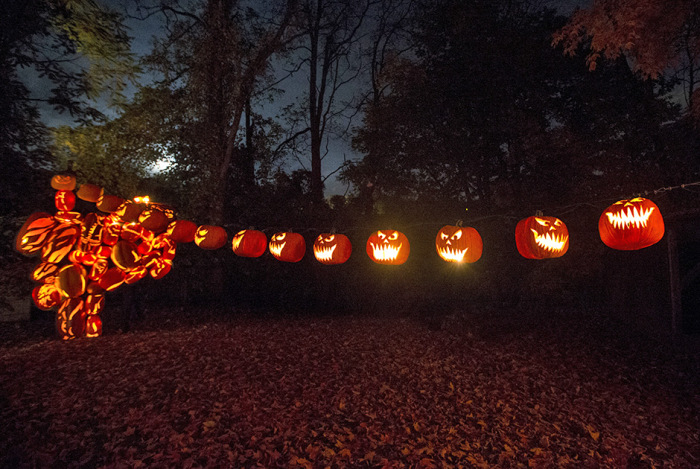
[
  {"left": 15, "top": 213, "right": 56, "bottom": 256},
  {"left": 41, "top": 224, "right": 80, "bottom": 264},
  {"left": 56, "top": 264, "right": 87, "bottom": 298},
  {"left": 435, "top": 225, "right": 483, "bottom": 263},
  {"left": 167, "top": 220, "right": 198, "bottom": 243},
  {"left": 76, "top": 183, "right": 104, "bottom": 202},
  {"left": 599, "top": 197, "right": 664, "bottom": 250},
  {"left": 313, "top": 233, "right": 352, "bottom": 265},
  {"left": 269, "top": 232, "right": 306, "bottom": 262},
  {"left": 232, "top": 229, "right": 268, "bottom": 258},
  {"left": 366, "top": 230, "right": 410, "bottom": 265},
  {"left": 194, "top": 225, "right": 227, "bottom": 250},
  {"left": 515, "top": 215, "right": 569, "bottom": 259}
]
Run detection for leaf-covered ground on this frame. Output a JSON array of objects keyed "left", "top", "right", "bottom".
[{"left": 0, "top": 310, "right": 698, "bottom": 468}]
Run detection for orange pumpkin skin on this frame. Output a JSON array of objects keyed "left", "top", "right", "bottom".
[
  {"left": 598, "top": 197, "right": 664, "bottom": 250},
  {"left": 313, "top": 233, "right": 352, "bottom": 265},
  {"left": 194, "top": 225, "right": 227, "bottom": 250},
  {"left": 167, "top": 220, "right": 198, "bottom": 243},
  {"left": 56, "top": 298, "right": 85, "bottom": 340},
  {"left": 56, "top": 264, "right": 87, "bottom": 298},
  {"left": 32, "top": 284, "right": 62, "bottom": 311},
  {"left": 76, "top": 183, "right": 104, "bottom": 202},
  {"left": 366, "top": 230, "right": 410, "bottom": 265},
  {"left": 15, "top": 213, "right": 56, "bottom": 256},
  {"left": 55, "top": 190, "right": 76, "bottom": 211},
  {"left": 96, "top": 195, "right": 126, "bottom": 213},
  {"left": 269, "top": 232, "right": 306, "bottom": 262},
  {"left": 232, "top": 230, "right": 268, "bottom": 258},
  {"left": 138, "top": 209, "right": 170, "bottom": 233},
  {"left": 50, "top": 173, "right": 76, "bottom": 191},
  {"left": 41, "top": 224, "right": 80, "bottom": 264},
  {"left": 435, "top": 226, "right": 483, "bottom": 263},
  {"left": 515, "top": 216, "right": 570, "bottom": 259},
  {"left": 84, "top": 315, "right": 103, "bottom": 338}
]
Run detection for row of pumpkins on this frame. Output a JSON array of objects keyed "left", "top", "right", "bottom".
[{"left": 16, "top": 174, "right": 665, "bottom": 339}]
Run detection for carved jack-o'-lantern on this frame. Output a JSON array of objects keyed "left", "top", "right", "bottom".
[
  {"left": 138, "top": 209, "right": 170, "bottom": 233},
  {"left": 366, "top": 230, "right": 410, "bottom": 265},
  {"left": 598, "top": 197, "right": 664, "bottom": 250},
  {"left": 232, "top": 229, "right": 268, "bottom": 258},
  {"left": 313, "top": 233, "right": 352, "bottom": 265},
  {"left": 435, "top": 225, "right": 483, "bottom": 263},
  {"left": 111, "top": 240, "right": 141, "bottom": 270},
  {"left": 194, "top": 225, "right": 227, "bottom": 250},
  {"left": 515, "top": 215, "right": 570, "bottom": 259},
  {"left": 15, "top": 213, "right": 56, "bottom": 256},
  {"left": 32, "top": 284, "right": 62, "bottom": 310},
  {"left": 269, "top": 232, "right": 306, "bottom": 262},
  {"left": 85, "top": 316, "right": 102, "bottom": 338},
  {"left": 96, "top": 194, "right": 126, "bottom": 213},
  {"left": 50, "top": 173, "right": 76, "bottom": 191},
  {"left": 56, "top": 264, "right": 87, "bottom": 298},
  {"left": 32, "top": 262, "right": 59, "bottom": 284},
  {"left": 56, "top": 298, "right": 85, "bottom": 340},
  {"left": 167, "top": 220, "right": 197, "bottom": 243},
  {"left": 41, "top": 224, "right": 80, "bottom": 264},
  {"left": 55, "top": 190, "right": 76, "bottom": 211}
]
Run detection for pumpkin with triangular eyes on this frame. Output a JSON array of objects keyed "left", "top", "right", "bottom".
[
  {"left": 435, "top": 225, "right": 483, "bottom": 263},
  {"left": 366, "top": 230, "right": 410, "bottom": 265},
  {"left": 598, "top": 197, "right": 664, "bottom": 250},
  {"left": 314, "top": 233, "right": 352, "bottom": 265},
  {"left": 269, "top": 232, "right": 306, "bottom": 262},
  {"left": 515, "top": 215, "right": 569, "bottom": 259}
]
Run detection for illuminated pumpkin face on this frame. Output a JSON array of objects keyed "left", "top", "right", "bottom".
[
  {"left": 56, "top": 264, "right": 87, "bottom": 298},
  {"left": 96, "top": 195, "right": 126, "bottom": 213},
  {"left": 167, "top": 220, "right": 197, "bottom": 243},
  {"left": 56, "top": 298, "right": 85, "bottom": 340},
  {"left": 232, "top": 229, "right": 268, "bottom": 258},
  {"left": 85, "top": 316, "right": 103, "bottom": 338},
  {"left": 599, "top": 197, "right": 664, "bottom": 250},
  {"left": 32, "top": 262, "right": 59, "bottom": 284},
  {"left": 15, "top": 213, "right": 56, "bottom": 256},
  {"left": 194, "top": 225, "right": 227, "bottom": 250},
  {"left": 366, "top": 230, "right": 410, "bottom": 265},
  {"left": 50, "top": 173, "right": 76, "bottom": 191},
  {"left": 42, "top": 224, "right": 80, "bottom": 264},
  {"left": 515, "top": 216, "right": 569, "bottom": 259},
  {"left": 76, "top": 183, "right": 103, "bottom": 202},
  {"left": 435, "top": 226, "right": 483, "bottom": 263},
  {"left": 32, "top": 284, "right": 62, "bottom": 311},
  {"left": 313, "top": 233, "right": 352, "bottom": 265},
  {"left": 269, "top": 232, "right": 306, "bottom": 262},
  {"left": 55, "top": 190, "right": 76, "bottom": 211}
]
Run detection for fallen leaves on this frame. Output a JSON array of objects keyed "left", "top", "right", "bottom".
[{"left": 0, "top": 312, "right": 698, "bottom": 468}]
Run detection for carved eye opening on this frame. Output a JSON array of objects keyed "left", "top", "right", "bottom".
[
  {"left": 388, "top": 232, "right": 399, "bottom": 241},
  {"left": 325, "top": 235, "right": 335, "bottom": 243},
  {"left": 451, "top": 230, "right": 462, "bottom": 240}
]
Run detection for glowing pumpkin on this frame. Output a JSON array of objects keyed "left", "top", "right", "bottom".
[
  {"left": 167, "top": 220, "right": 198, "bottom": 243},
  {"left": 32, "top": 262, "right": 59, "bottom": 284},
  {"left": 115, "top": 201, "right": 144, "bottom": 223},
  {"left": 76, "top": 183, "right": 103, "bottom": 202},
  {"left": 269, "top": 232, "right": 306, "bottom": 262},
  {"left": 41, "top": 224, "right": 80, "bottom": 264},
  {"left": 56, "top": 298, "right": 85, "bottom": 340},
  {"left": 138, "top": 209, "right": 170, "bottom": 233},
  {"left": 50, "top": 173, "right": 76, "bottom": 191},
  {"left": 599, "top": 197, "right": 664, "bottom": 250},
  {"left": 84, "top": 294, "right": 105, "bottom": 316},
  {"left": 435, "top": 225, "right": 483, "bottom": 263},
  {"left": 85, "top": 315, "right": 102, "bottom": 338},
  {"left": 194, "top": 225, "right": 227, "bottom": 250},
  {"left": 97, "top": 268, "right": 126, "bottom": 291},
  {"left": 313, "top": 233, "right": 352, "bottom": 265},
  {"left": 96, "top": 195, "right": 125, "bottom": 213},
  {"left": 56, "top": 264, "right": 87, "bottom": 298},
  {"left": 366, "top": 230, "right": 410, "bottom": 265},
  {"left": 15, "top": 213, "right": 56, "bottom": 256},
  {"left": 55, "top": 190, "right": 76, "bottom": 211},
  {"left": 111, "top": 240, "right": 141, "bottom": 270},
  {"left": 515, "top": 215, "right": 569, "bottom": 259},
  {"left": 32, "top": 284, "right": 62, "bottom": 310},
  {"left": 232, "top": 229, "right": 268, "bottom": 258}
]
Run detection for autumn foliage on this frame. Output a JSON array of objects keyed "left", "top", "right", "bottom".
[{"left": 0, "top": 312, "right": 698, "bottom": 468}]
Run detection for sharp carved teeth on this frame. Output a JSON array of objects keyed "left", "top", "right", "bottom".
[
  {"left": 606, "top": 206, "right": 654, "bottom": 229},
  {"left": 530, "top": 229, "right": 567, "bottom": 252},
  {"left": 370, "top": 242, "right": 401, "bottom": 261},
  {"left": 315, "top": 245, "right": 337, "bottom": 261},
  {"left": 270, "top": 242, "right": 286, "bottom": 257},
  {"left": 437, "top": 246, "right": 468, "bottom": 262}
]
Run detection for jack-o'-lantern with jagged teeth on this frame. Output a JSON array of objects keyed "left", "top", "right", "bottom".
[
  {"left": 515, "top": 215, "right": 569, "bottom": 259},
  {"left": 269, "top": 232, "right": 306, "bottom": 262},
  {"left": 598, "top": 197, "right": 664, "bottom": 250},
  {"left": 314, "top": 233, "right": 352, "bottom": 265},
  {"left": 366, "top": 230, "right": 410, "bottom": 265},
  {"left": 435, "top": 225, "right": 483, "bottom": 263}
]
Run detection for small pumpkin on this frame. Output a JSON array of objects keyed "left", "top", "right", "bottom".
[
  {"left": 515, "top": 215, "right": 570, "bottom": 259},
  {"left": 56, "top": 298, "right": 85, "bottom": 340},
  {"left": 313, "top": 233, "right": 352, "bottom": 265},
  {"left": 269, "top": 232, "right": 306, "bottom": 262},
  {"left": 366, "top": 230, "right": 410, "bottom": 265},
  {"left": 84, "top": 294, "right": 105, "bottom": 316},
  {"left": 598, "top": 197, "right": 664, "bottom": 250},
  {"left": 32, "top": 284, "right": 62, "bottom": 311},
  {"left": 50, "top": 173, "right": 77, "bottom": 191},
  {"left": 96, "top": 195, "right": 126, "bottom": 213},
  {"left": 76, "top": 183, "right": 104, "bottom": 202},
  {"left": 32, "top": 262, "right": 59, "bottom": 284},
  {"left": 435, "top": 225, "right": 483, "bottom": 263},
  {"left": 111, "top": 240, "right": 141, "bottom": 270},
  {"left": 167, "top": 220, "right": 198, "bottom": 243},
  {"left": 97, "top": 267, "right": 126, "bottom": 291},
  {"left": 55, "top": 264, "right": 87, "bottom": 298},
  {"left": 55, "top": 190, "right": 76, "bottom": 211},
  {"left": 232, "top": 229, "right": 268, "bottom": 258},
  {"left": 194, "top": 225, "right": 227, "bottom": 250},
  {"left": 84, "top": 315, "right": 103, "bottom": 338}
]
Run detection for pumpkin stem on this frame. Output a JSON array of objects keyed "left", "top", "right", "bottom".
[
  {"left": 455, "top": 220, "right": 463, "bottom": 227},
  {"left": 535, "top": 210, "right": 544, "bottom": 217}
]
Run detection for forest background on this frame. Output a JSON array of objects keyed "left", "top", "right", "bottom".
[{"left": 2, "top": 0, "right": 699, "bottom": 328}]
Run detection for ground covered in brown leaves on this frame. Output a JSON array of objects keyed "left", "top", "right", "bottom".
[{"left": 0, "top": 310, "right": 699, "bottom": 468}]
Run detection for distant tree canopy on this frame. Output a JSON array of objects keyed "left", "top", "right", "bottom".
[
  {"left": 0, "top": 0, "right": 136, "bottom": 216},
  {"left": 342, "top": 0, "right": 690, "bottom": 218},
  {"left": 553, "top": 0, "right": 700, "bottom": 115}
]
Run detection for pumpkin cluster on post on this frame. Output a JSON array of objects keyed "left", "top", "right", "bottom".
[{"left": 16, "top": 173, "right": 195, "bottom": 340}]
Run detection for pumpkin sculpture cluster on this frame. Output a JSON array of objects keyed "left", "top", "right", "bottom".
[{"left": 16, "top": 173, "right": 196, "bottom": 340}]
